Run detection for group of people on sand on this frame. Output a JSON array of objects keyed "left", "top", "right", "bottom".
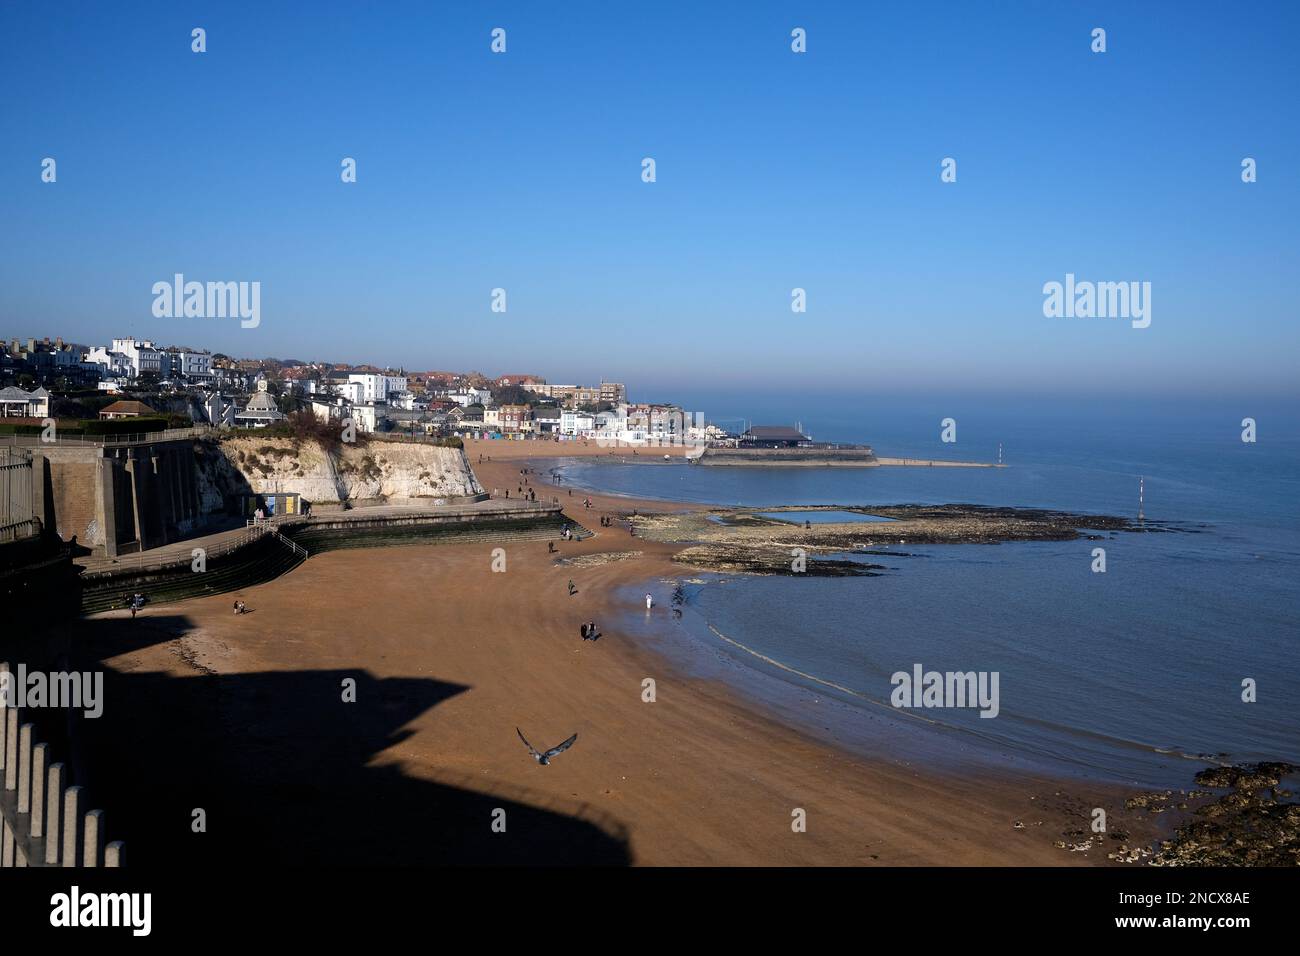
[
  {"left": 232, "top": 599, "right": 249, "bottom": 615},
  {"left": 128, "top": 592, "right": 147, "bottom": 618},
  {"left": 579, "top": 621, "right": 600, "bottom": 641}
]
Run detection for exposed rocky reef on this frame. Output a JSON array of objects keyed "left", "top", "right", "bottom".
[
  {"left": 1147, "top": 762, "right": 1300, "bottom": 866},
  {"left": 672, "top": 545, "right": 886, "bottom": 576},
  {"left": 624, "top": 503, "right": 1162, "bottom": 577}
]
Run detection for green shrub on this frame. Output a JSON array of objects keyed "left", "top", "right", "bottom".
[{"left": 81, "top": 417, "right": 171, "bottom": 436}]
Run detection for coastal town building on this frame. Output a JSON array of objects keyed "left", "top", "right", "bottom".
[
  {"left": 533, "top": 409, "right": 562, "bottom": 435},
  {"left": 203, "top": 391, "right": 236, "bottom": 427},
  {"left": 348, "top": 373, "right": 407, "bottom": 404},
  {"left": 347, "top": 403, "right": 378, "bottom": 433},
  {"left": 740, "top": 425, "right": 812, "bottom": 448},
  {"left": 497, "top": 404, "right": 533, "bottom": 435},
  {"left": 0, "top": 385, "right": 50, "bottom": 418},
  {"left": 161, "top": 348, "right": 215, "bottom": 383},
  {"left": 99, "top": 399, "right": 158, "bottom": 419},
  {"left": 309, "top": 396, "right": 347, "bottom": 423},
  {"left": 560, "top": 410, "right": 596, "bottom": 436},
  {"left": 110, "top": 338, "right": 163, "bottom": 378},
  {"left": 84, "top": 346, "right": 132, "bottom": 379},
  {"left": 447, "top": 387, "right": 492, "bottom": 407},
  {"left": 234, "top": 380, "right": 287, "bottom": 428}
]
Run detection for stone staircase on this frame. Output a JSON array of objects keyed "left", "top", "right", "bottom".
[
  {"left": 285, "top": 515, "right": 589, "bottom": 554},
  {"left": 78, "top": 535, "right": 305, "bottom": 616},
  {"left": 77, "top": 516, "right": 591, "bottom": 614}
]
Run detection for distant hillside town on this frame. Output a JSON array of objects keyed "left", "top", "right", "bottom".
[{"left": 0, "top": 333, "right": 734, "bottom": 445}]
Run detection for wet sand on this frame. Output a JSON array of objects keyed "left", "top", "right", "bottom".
[{"left": 85, "top": 514, "right": 1154, "bottom": 865}]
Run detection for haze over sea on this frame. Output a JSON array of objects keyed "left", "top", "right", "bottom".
[{"left": 553, "top": 395, "right": 1300, "bottom": 788}]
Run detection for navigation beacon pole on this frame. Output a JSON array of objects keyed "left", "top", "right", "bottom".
[{"left": 1138, "top": 476, "right": 1145, "bottom": 523}]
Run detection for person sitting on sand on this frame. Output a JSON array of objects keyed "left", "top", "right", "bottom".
[
  {"left": 580, "top": 622, "right": 589, "bottom": 640},
  {"left": 568, "top": 580, "right": 577, "bottom": 596}
]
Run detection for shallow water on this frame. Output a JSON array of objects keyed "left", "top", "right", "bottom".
[{"left": 549, "top": 405, "right": 1300, "bottom": 788}]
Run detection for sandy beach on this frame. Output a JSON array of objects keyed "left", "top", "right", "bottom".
[
  {"left": 56, "top": 447, "right": 1163, "bottom": 866},
  {"left": 466, "top": 437, "right": 696, "bottom": 515}
]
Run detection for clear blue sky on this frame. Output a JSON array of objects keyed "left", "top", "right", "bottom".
[{"left": 2, "top": 1, "right": 1296, "bottom": 400}]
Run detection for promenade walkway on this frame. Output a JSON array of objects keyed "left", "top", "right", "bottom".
[{"left": 76, "top": 499, "right": 559, "bottom": 576}]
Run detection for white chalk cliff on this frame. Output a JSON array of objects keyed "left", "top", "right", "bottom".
[{"left": 194, "top": 436, "right": 484, "bottom": 512}]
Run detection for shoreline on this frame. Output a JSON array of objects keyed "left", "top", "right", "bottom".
[
  {"left": 72, "top": 532, "right": 1158, "bottom": 865},
  {"left": 466, "top": 445, "right": 1297, "bottom": 863},
  {"left": 42, "top": 442, "right": 1284, "bottom": 865}
]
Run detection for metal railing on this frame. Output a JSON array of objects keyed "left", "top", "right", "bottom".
[
  {"left": 0, "top": 425, "right": 215, "bottom": 448},
  {"left": 81, "top": 523, "right": 269, "bottom": 578},
  {"left": 0, "top": 519, "right": 40, "bottom": 545},
  {"left": 269, "top": 528, "right": 309, "bottom": 559},
  {"left": 1, "top": 449, "right": 36, "bottom": 542}
]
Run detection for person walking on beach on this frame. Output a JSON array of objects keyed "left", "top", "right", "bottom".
[
  {"left": 645, "top": 593, "right": 653, "bottom": 610},
  {"left": 580, "top": 622, "right": 589, "bottom": 640},
  {"left": 568, "top": 580, "right": 577, "bottom": 596}
]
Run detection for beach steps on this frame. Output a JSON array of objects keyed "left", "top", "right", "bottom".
[
  {"left": 77, "top": 517, "right": 590, "bottom": 614},
  {"left": 286, "top": 516, "right": 589, "bottom": 554},
  {"left": 79, "top": 535, "right": 304, "bottom": 616}
]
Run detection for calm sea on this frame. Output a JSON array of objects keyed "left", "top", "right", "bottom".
[{"left": 544, "top": 397, "right": 1300, "bottom": 788}]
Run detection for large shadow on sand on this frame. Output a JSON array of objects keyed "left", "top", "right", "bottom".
[{"left": 15, "top": 613, "right": 631, "bottom": 866}]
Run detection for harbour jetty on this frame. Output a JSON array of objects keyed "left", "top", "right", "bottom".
[
  {"left": 694, "top": 425, "right": 998, "bottom": 468},
  {"left": 696, "top": 445, "right": 879, "bottom": 466}
]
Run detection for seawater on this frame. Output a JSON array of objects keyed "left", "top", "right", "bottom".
[{"left": 542, "top": 401, "right": 1300, "bottom": 788}]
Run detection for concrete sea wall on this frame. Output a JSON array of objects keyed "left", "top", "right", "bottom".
[
  {"left": 697, "top": 446, "right": 879, "bottom": 466},
  {"left": 20, "top": 435, "right": 487, "bottom": 558}
]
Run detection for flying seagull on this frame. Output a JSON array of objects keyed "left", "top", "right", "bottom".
[{"left": 517, "top": 727, "right": 578, "bottom": 766}]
